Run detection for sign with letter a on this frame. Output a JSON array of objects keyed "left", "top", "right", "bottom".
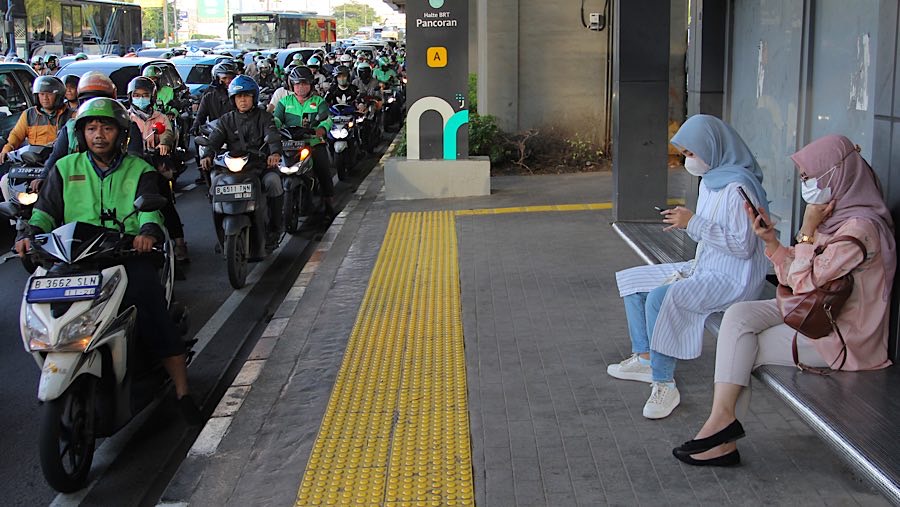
[{"left": 407, "top": 0, "right": 469, "bottom": 160}]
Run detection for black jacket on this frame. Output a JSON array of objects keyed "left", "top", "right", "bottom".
[
  {"left": 205, "top": 107, "right": 282, "bottom": 166},
  {"left": 324, "top": 83, "right": 360, "bottom": 107},
  {"left": 191, "top": 84, "right": 235, "bottom": 132}
]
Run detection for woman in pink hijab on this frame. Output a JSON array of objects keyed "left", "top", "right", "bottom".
[{"left": 672, "top": 134, "right": 896, "bottom": 467}]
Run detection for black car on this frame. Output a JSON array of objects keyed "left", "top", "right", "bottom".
[
  {"left": 55, "top": 57, "right": 187, "bottom": 102},
  {"left": 0, "top": 63, "right": 38, "bottom": 141}
]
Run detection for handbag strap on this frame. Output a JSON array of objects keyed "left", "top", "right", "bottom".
[
  {"left": 810, "top": 235, "right": 868, "bottom": 288},
  {"left": 791, "top": 310, "right": 849, "bottom": 375}
]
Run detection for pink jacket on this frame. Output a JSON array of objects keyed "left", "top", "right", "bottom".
[
  {"left": 130, "top": 110, "right": 174, "bottom": 149},
  {"left": 769, "top": 217, "right": 893, "bottom": 371}
]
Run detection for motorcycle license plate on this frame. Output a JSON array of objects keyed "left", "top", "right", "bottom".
[
  {"left": 214, "top": 183, "right": 254, "bottom": 202},
  {"left": 9, "top": 167, "right": 43, "bottom": 179},
  {"left": 26, "top": 274, "right": 102, "bottom": 303},
  {"left": 283, "top": 140, "right": 306, "bottom": 149}
]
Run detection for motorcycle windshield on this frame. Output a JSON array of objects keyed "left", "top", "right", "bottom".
[
  {"left": 13, "top": 145, "right": 52, "bottom": 166},
  {"left": 329, "top": 104, "right": 356, "bottom": 116},
  {"left": 38, "top": 222, "right": 118, "bottom": 264}
]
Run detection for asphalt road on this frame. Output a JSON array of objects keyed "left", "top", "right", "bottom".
[{"left": 0, "top": 137, "right": 391, "bottom": 507}]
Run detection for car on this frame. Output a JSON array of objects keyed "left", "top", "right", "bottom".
[
  {"left": 170, "top": 54, "right": 233, "bottom": 101},
  {"left": 55, "top": 57, "right": 187, "bottom": 102},
  {"left": 0, "top": 63, "right": 38, "bottom": 142},
  {"left": 276, "top": 48, "right": 316, "bottom": 70},
  {"left": 137, "top": 48, "right": 176, "bottom": 59}
]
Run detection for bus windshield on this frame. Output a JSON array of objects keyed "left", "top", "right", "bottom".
[{"left": 234, "top": 21, "right": 277, "bottom": 50}]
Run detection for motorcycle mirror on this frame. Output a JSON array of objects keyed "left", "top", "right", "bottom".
[
  {"left": 194, "top": 136, "right": 210, "bottom": 147},
  {"left": 0, "top": 201, "right": 17, "bottom": 220},
  {"left": 133, "top": 194, "right": 168, "bottom": 212},
  {"left": 152, "top": 122, "right": 166, "bottom": 134}
]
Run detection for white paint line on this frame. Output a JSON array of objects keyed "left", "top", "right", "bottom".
[
  {"left": 187, "top": 417, "right": 234, "bottom": 457},
  {"left": 261, "top": 317, "right": 290, "bottom": 338},
  {"left": 285, "top": 286, "right": 306, "bottom": 301},
  {"left": 156, "top": 503, "right": 189, "bottom": 507},
  {"left": 232, "top": 360, "right": 265, "bottom": 386},
  {"left": 211, "top": 386, "right": 251, "bottom": 418}
]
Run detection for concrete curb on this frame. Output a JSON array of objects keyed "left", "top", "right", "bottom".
[{"left": 158, "top": 139, "right": 399, "bottom": 505}]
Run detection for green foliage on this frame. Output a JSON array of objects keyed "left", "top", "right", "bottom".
[
  {"left": 468, "top": 73, "right": 478, "bottom": 114},
  {"left": 333, "top": 2, "right": 384, "bottom": 39},
  {"left": 142, "top": 4, "right": 179, "bottom": 44},
  {"left": 190, "top": 34, "right": 219, "bottom": 40},
  {"left": 561, "top": 134, "right": 606, "bottom": 167}
]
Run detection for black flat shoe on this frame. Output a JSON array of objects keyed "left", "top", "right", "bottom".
[
  {"left": 675, "top": 419, "right": 745, "bottom": 454},
  {"left": 672, "top": 448, "right": 741, "bottom": 467}
]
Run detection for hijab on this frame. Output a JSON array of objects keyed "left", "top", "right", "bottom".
[
  {"left": 791, "top": 135, "right": 896, "bottom": 299},
  {"left": 670, "top": 114, "right": 769, "bottom": 213}
]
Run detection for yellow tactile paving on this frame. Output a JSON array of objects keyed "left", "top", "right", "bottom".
[
  {"left": 296, "top": 211, "right": 474, "bottom": 507},
  {"left": 453, "top": 198, "right": 684, "bottom": 216}
]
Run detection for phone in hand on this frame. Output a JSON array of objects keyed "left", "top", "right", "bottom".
[
  {"left": 737, "top": 186, "right": 768, "bottom": 228},
  {"left": 654, "top": 206, "right": 668, "bottom": 213}
]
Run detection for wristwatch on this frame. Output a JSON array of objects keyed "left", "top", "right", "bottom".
[{"left": 795, "top": 231, "right": 814, "bottom": 244}]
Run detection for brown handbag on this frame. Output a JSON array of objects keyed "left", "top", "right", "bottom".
[{"left": 775, "top": 235, "right": 868, "bottom": 373}]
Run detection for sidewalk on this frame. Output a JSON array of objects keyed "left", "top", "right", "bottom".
[{"left": 160, "top": 160, "right": 888, "bottom": 506}]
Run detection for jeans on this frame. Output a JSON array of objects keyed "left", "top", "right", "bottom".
[{"left": 623, "top": 284, "right": 678, "bottom": 382}]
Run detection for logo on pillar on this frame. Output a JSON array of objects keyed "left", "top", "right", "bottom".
[
  {"left": 429, "top": 0, "right": 445, "bottom": 8},
  {"left": 406, "top": 97, "right": 469, "bottom": 161},
  {"left": 427, "top": 47, "right": 447, "bottom": 68}
]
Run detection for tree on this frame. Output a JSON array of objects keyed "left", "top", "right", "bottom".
[
  {"left": 333, "top": 2, "right": 383, "bottom": 38},
  {"left": 142, "top": 2, "right": 178, "bottom": 45}
]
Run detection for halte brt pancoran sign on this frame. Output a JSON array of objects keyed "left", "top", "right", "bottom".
[{"left": 406, "top": 0, "right": 469, "bottom": 160}]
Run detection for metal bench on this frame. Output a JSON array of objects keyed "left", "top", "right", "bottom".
[{"left": 613, "top": 221, "right": 900, "bottom": 504}]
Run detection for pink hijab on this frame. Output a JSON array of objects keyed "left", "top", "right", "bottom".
[{"left": 790, "top": 135, "right": 896, "bottom": 299}]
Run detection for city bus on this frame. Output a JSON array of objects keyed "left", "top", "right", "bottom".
[
  {"left": 232, "top": 12, "right": 337, "bottom": 50},
  {"left": 1, "top": 0, "right": 142, "bottom": 57}
]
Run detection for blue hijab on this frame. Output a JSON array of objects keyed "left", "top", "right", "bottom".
[{"left": 670, "top": 114, "right": 769, "bottom": 213}]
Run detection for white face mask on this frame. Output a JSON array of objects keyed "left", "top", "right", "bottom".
[
  {"left": 800, "top": 166, "right": 836, "bottom": 204},
  {"left": 684, "top": 156, "right": 710, "bottom": 176}
]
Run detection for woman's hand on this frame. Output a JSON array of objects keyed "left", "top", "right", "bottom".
[
  {"left": 745, "top": 203, "right": 780, "bottom": 251},
  {"left": 800, "top": 201, "right": 835, "bottom": 235},
  {"left": 662, "top": 206, "right": 694, "bottom": 231},
  {"left": 158, "top": 144, "right": 170, "bottom": 156}
]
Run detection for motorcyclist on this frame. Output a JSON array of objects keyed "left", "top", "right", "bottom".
[
  {"left": 44, "top": 54, "right": 60, "bottom": 74},
  {"left": 126, "top": 76, "right": 189, "bottom": 263},
  {"left": 374, "top": 57, "right": 398, "bottom": 87},
  {"left": 37, "top": 72, "right": 117, "bottom": 192},
  {"left": 62, "top": 74, "right": 80, "bottom": 113},
  {"left": 30, "top": 55, "right": 46, "bottom": 76},
  {"left": 256, "top": 60, "right": 279, "bottom": 90},
  {"left": 324, "top": 65, "right": 360, "bottom": 109},
  {"left": 274, "top": 66, "right": 335, "bottom": 221},
  {"left": 322, "top": 53, "right": 337, "bottom": 76},
  {"left": 0, "top": 76, "right": 70, "bottom": 164},
  {"left": 306, "top": 56, "right": 329, "bottom": 94},
  {"left": 142, "top": 64, "right": 179, "bottom": 116},
  {"left": 191, "top": 61, "right": 237, "bottom": 133},
  {"left": 200, "top": 75, "right": 285, "bottom": 250},
  {"left": 245, "top": 51, "right": 263, "bottom": 79},
  {"left": 14, "top": 97, "right": 201, "bottom": 424}
]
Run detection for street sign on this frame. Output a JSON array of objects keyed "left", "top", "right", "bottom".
[{"left": 406, "top": 0, "right": 468, "bottom": 160}]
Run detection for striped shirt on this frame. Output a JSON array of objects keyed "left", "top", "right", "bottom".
[{"left": 616, "top": 181, "right": 769, "bottom": 359}]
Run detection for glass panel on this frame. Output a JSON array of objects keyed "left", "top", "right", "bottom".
[
  {"left": 0, "top": 71, "right": 31, "bottom": 115},
  {"left": 234, "top": 21, "right": 277, "bottom": 49},
  {"left": 176, "top": 64, "right": 212, "bottom": 85}
]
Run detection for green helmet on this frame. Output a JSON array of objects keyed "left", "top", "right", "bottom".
[
  {"left": 74, "top": 97, "right": 131, "bottom": 153},
  {"left": 377, "top": 57, "right": 390, "bottom": 67},
  {"left": 291, "top": 53, "right": 304, "bottom": 65},
  {"left": 142, "top": 64, "right": 163, "bottom": 79},
  {"left": 74, "top": 52, "right": 88, "bottom": 61}
]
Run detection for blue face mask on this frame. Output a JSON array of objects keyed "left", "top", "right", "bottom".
[{"left": 132, "top": 97, "right": 151, "bottom": 110}]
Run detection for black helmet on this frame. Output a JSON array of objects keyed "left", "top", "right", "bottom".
[
  {"left": 32, "top": 75, "right": 67, "bottom": 109},
  {"left": 334, "top": 65, "right": 351, "bottom": 77},
  {"left": 288, "top": 66, "right": 314, "bottom": 85},
  {"left": 74, "top": 97, "right": 131, "bottom": 153},
  {"left": 127, "top": 76, "right": 157, "bottom": 110},
  {"left": 212, "top": 61, "right": 238, "bottom": 81}
]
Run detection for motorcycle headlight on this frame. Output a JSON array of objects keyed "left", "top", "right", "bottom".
[
  {"left": 30, "top": 271, "right": 120, "bottom": 352},
  {"left": 17, "top": 191, "right": 38, "bottom": 206},
  {"left": 224, "top": 155, "right": 249, "bottom": 173},
  {"left": 24, "top": 304, "right": 50, "bottom": 351},
  {"left": 299, "top": 147, "right": 311, "bottom": 161},
  {"left": 348, "top": 121, "right": 354, "bottom": 128},
  {"left": 387, "top": 97, "right": 395, "bottom": 104},
  {"left": 331, "top": 128, "right": 348, "bottom": 139},
  {"left": 279, "top": 165, "right": 299, "bottom": 175}
]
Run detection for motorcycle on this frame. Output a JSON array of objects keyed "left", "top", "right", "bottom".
[
  {"left": 258, "top": 86, "right": 274, "bottom": 110},
  {"left": 327, "top": 103, "right": 358, "bottom": 181},
  {"left": 356, "top": 94, "right": 383, "bottom": 154},
  {"left": 1, "top": 195, "right": 191, "bottom": 493},
  {"left": 195, "top": 134, "right": 270, "bottom": 289},
  {"left": 381, "top": 81, "right": 405, "bottom": 132},
  {"left": 1, "top": 144, "right": 53, "bottom": 273},
  {"left": 279, "top": 125, "right": 318, "bottom": 234}
]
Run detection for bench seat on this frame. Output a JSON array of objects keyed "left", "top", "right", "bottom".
[{"left": 613, "top": 220, "right": 899, "bottom": 504}]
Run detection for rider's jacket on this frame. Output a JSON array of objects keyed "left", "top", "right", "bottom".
[
  {"left": 2, "top": 106, "right": 71, "bottom": 153},
  {"left": 129, "top": 108, "right": 175, "bottom": 150},
  {"left": 274, "top": 93, "right": 332, "bottom": 148},
  {"left": 352, "top": 77, "right": 379, "bottom": 97},
  {"left": 205, "top": 106, "right": 283, "bottom": 168},
  {"left": 374, "top": 67, "right": 398, "bottom": 85},
  {"left": 28, "top": 151, "right": 164, "bottom": 240},
  {"left": 324, "top": 83, "right": 359, "bottom": 108},
  {"left": 192, "top": 84, "right": 235, "bottom": 132}
]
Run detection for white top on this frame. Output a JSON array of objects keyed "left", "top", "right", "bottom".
[
  {"left": 269, "top": 87, "right": 291, "bottom": 107},
  {"left": 615, "top": 181, "right": 769, "bottom": 359}
]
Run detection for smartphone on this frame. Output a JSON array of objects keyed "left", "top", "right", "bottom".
[
  {"left": 737, "top": 186, "right": 768, "bottom": 228},
  {"left": 654, "top": 206, "right": 668, "bottom": 212}
]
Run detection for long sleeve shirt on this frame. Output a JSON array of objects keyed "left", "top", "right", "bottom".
[{"left": 769, "top": 217, "right": 893, "bottom": 371}]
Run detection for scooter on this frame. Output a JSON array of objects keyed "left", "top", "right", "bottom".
[
  {"left": 195, "top": 135, "right": 269, "bottom": 289},
  {"left": 327, "top": 103, "right": 358, "bottom": 181},
  {"left": 381, "top": 81, "right": 405, "bottom": 132},
  {"left": 357, "top": 94, "right": 383, "bottom": 154},
  {"left": 3, "top": 195, "right": 191, "bottom": 493},
  {"left": 2, "top": 144, "right": 53, "bottom": 273},
  {"left": 279, "top": 125, "right": 317, "bottom": 234}
]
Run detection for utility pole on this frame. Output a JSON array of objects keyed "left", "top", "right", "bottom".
[{"left": 162, "top": 0, "right": 169, "bottom": 47}]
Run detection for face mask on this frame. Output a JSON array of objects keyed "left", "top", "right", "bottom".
[
  {"left": 132, "top": 97, "right": 151, "bottom": 110},
  {"left": 800, "top": 166, "right": 835, "bottom": 204},
  {"left": 684, "top": 156, "right": 710, "bottom": 176},
  {"left": 337, "top": 77, "right": 348, "bottom": 87}
]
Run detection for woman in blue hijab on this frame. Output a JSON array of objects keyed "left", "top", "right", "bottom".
[{"left": 610, "top": 114, "right": 770, "bottom": 420}]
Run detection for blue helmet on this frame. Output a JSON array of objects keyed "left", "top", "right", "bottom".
[{"left": 227, "top": 75, "right": 259, "bottom": 105}]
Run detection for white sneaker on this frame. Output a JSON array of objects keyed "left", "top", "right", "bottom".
[
  {"left": 643, "top": 382, "right": 680, "bottom": 419},
  {"left": 607, "top": 354, "right": 653, "bottom": 383}
]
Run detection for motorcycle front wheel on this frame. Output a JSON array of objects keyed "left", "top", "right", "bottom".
[
  {"left": 225, "top": 229, "right": 249, "bottom": 289},
  {"left": 284, "top": 188, "right": 303, "bottom": 234},
  {"left": 39, "top": 375, "right": 97, "bottom": 493}
]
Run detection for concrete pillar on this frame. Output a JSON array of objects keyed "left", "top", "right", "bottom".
[
  {"left": 686, "top": 0, "right": 727, "bottom": 118},
  {"left": 612, "top": 0, "right": 671, "bottom": 222},
  {"left": 476, "top": 0, "right": 518, "bottom": 132},
  {"left": 469, "top": 0, "right": 478, "bottom": 75}
]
